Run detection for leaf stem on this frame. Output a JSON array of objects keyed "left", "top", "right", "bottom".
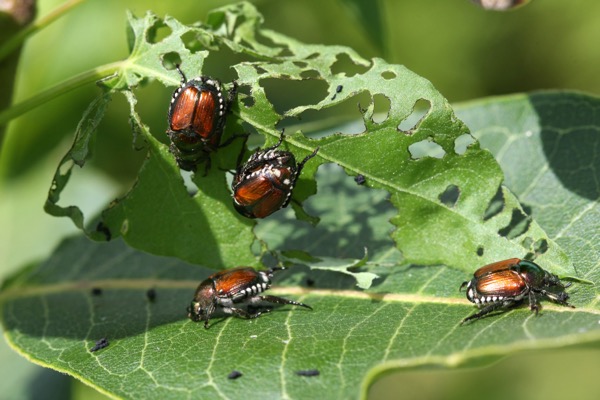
[
  {"left": 0, "top": 0, "right": 86, "bottom": 61},
  {"left": 0, "top": 61, "right": 123, "bottom": 126}
]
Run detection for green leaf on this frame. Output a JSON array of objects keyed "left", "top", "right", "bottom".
[
  {"left": 1, "top": 170, "right": 598, "bottom": 400},
  {"left": 456, "top": 91, "right": 600, "bottom": 287},
  {"left": 43, "top": 2, "right": 572, "bottom": 278},
  {"left": 44, "top": 93, "right": 111, "bottom": 234},
  {"left": 283, "top": 247, "right": 378, "bottom": 290},
  {"left": 99, "top": 91, "right": 257, "bottom": 268},
  {"left": 3, "top": 90, "right": 600, "bottom": 397}
]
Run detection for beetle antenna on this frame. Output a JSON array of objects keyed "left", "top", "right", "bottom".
[
  {"left": 297, "top": 147, "right": 320, "bottom": 173},
  {"left": 175, "top": 64, "right": 187, "bottom": 84},
  {"left": 269, "top": 266, "right": 286, "bottom": 274},
  {"left": 273, "top": 129, "right": 285, "bottom": 149}
]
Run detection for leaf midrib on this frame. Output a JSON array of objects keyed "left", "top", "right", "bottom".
[{"left": 1, "top": 280, "right": 598, "bottom": 316}]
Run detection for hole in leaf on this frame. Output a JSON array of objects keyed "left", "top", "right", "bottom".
[
  {"left": 281, "top": 91, "right": 369, "bottom": 135},
  {"left": 476, "top": 246, "right": 484, "bottom": 256},
  {"left": 59, "top": 159, "right": 74, "bottom": 175},
  {"left": 180, "top": 31, "right": 203, "bottom": 53},
  {"left": 146, "top": 20, "right": 171, "bottom": 44},
  {"left": 305, "top": 53, "right": 319, "bottom": 60},
  {"left": 454, "top": 134, "right": 476, "bottom": 155},
  {"left": 372, "top": 94, "right": 390, "bottom": 124},
  {"left": 382, "top": 70, "right": 396, "bottom": 80},
  {"left": 439, "top": 184, "right": 460, "bottom": 207},
  {"left": 498, "top": 208, "right": 531, "bottom": 239},
  {"left": 300, "top": 69, "right": 320, "bottom": 79},
  {"left": 182, "top": 170, "right": 199, "bottom": 196},
  {"left": 408, "top": 139, "right": 445, "bottom": 159},
  {"left": 331, "top": 53, "right": 369, "bottom": 77},
  {"left": 241, "top": 95, "right": 255, "bottom": 108},
  {"left": 236, "top": 85, "right": 254, "bottom": 108},
  {"left": 533, "top": 238, "right": 549, "bottom": 255},
  {"left": 263, "top": 78, "right": 328, "bottom": 115},
  {"left": 254, "top": 65, "right": 268, "bottom": 74},
  {"left": 294, "top": 61, "right": 308, "bottom": 68},
  {"left": 161, "top": 52, "right": 182, "bottom": 71},
  {"left": 278, "top": 46, "right": 294, "bottom": 57},
  {"left": 201, "top": 46, "right": 250, "bottom": 82},
  {"left": 521, "top": 203, "right": 532, "bottom": 217},
  {"left": 483, "top": 186, "right": 504, "bottom": 221},
  {"left": 397, "top": 98, "right": 431, "bottom": 133}
]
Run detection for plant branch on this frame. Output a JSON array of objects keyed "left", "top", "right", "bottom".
[{"left": 0, "top": 61, "right": 122, "bottom": 126}]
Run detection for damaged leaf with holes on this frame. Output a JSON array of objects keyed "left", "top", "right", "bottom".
[{"left": 44, "top": 2, "right": 573, "bottom": 278}]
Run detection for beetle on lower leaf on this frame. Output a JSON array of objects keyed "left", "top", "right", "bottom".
[
  {"left": 232, "top": 130, "right": 319, "bottom": 219},
  {"left": 188, "top": 267, "right": 312, "bottom": 328},
  {"left": 167, "top": 65, "right": 238, "bottom": 172},
  {"left": 460, "top": 258, "right": 574, "bottom": 324}
]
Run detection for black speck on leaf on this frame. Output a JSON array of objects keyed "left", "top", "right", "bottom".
[
  {"left": 296, "top": 369, "right": 320, "bottom": 377},
  {"left": 146, "top": 288, "right": 156, "bottom": 302},
  {"left": 90, "top": 338, "right": 109, "bottom": 352},
  {"left": 228, "top": 370, "right": 243, "bottom": 379}
]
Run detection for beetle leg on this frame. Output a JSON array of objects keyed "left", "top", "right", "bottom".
[
  {"left": 226, "top": 81, "right": 238, "bottom": 111},
  {"left": 228, "top": 306, "right": 266, "bottom": 319},
  {"left": 461, "top": 301, "right": 511, "bottom": 324},
  {"left": 528, "top": 291, "right": 541, "bottom": 314},
  {"left": 201, "top": 301, "right": 217, "bottom": 329},
  {"left": 279, "top": 147, "right": 319, "bottom": 210},
  {"left": 259, "top": 295, "right": 313, "bottom": 310},
  {"left": 538, "top": 289, "right": 575, "bottom": 308},
  {"left": 459, "top": 281, "right": 469, "bottom": 292},
  {"left": 201, "top": 157, "right": 211, "bottom": 177}
]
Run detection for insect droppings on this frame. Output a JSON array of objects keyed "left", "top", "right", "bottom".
[
  {"left": 228, "top": 370, "right": 243, "bottom": 380},
  {"left": 90, "top": 338, "right": 109, "bottom": 352},
  {"left": 296, "top": 369, "right": 320, "bottom": 377}
]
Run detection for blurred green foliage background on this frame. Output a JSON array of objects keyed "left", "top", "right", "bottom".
[{"left": 1, "top": 0, "right": 599, "bottom": 399}]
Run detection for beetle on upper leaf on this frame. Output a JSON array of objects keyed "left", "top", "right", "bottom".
[
  {"left": 460, "top": 258, "right": 574, "bottom": 324},
  {"left": 167, "top": 65, "right": 238, "bottom": 172},
  {"left": 232, "top": 130, "right": 319, "bottom": 219}
]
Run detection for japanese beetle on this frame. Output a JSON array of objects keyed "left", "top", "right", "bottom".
[
  {"left": 167, "top": 65, "right": 237, "bottom": 171},
  {"left": 188, "top": 267, "right": 312, "bottom": 328},
  {"left": 232, "top": 131, "right": 319, "bottom": 218},
  {"left": 460, "top": 258, "right": 574, "bottom": 324}
]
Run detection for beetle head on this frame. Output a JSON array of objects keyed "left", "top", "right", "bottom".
[
  {"left": 189, "top": 280, "right": 217, "bottom": 324},
  {"left": 544, "top": 272, "right": 568, "bottom": 288}
]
